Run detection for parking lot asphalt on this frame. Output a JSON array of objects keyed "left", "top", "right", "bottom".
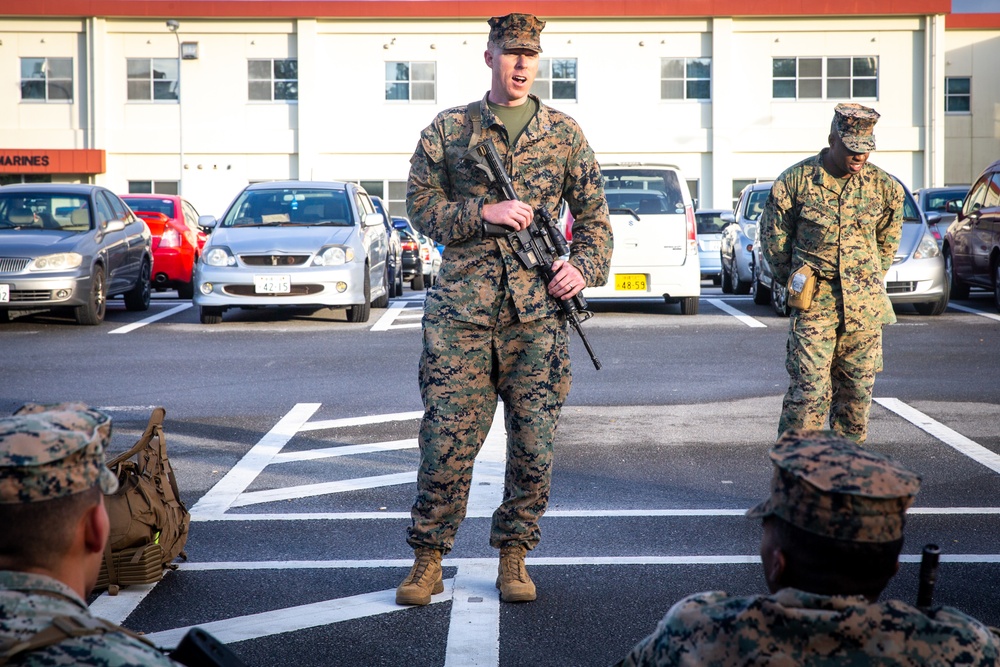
[{"left": 2, "top": 285, "right": 999, "bottom": 666}]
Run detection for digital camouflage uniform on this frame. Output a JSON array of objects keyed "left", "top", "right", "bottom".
[
  {"left": 618, "top": 430, "right": 1000, "bottom": 666},
  {"left": 759, "top": 104, "right": 904, "bottom": 443},
  {"left": 0, "top": 403, "right": 180, "bottom": 666},
  {"left": 404, "top": 66, "right": 612, "bottom": 551}
]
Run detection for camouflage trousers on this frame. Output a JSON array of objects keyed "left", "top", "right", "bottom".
[
  {"left": 779, "top": 279, "right": 883, "bottom": 443},
  {"left": 407, "top": 301, "right": 571, "bottom": 554}
]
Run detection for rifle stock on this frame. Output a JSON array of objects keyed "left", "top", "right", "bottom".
[
  {"left": 916, "top": 543, "right": 940, "bottom": 610},
  {"left": 464, "top": 139, "right": 602, "bottom": 370}
]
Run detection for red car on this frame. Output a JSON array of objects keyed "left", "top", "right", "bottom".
[{"left": 120, "top": 194, "right": 207, "bottom": 299}]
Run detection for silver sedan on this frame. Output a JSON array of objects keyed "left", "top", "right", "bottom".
[{"left": 193, "top": 181, "right": 390, "bottom": 324}]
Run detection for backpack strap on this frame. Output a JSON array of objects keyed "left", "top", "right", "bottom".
[
  {"left": 108, "top": 406, "right": 166, "bottom": 469},
  {"left": 0, "top": 614, "right": 157, "bottom": 665},
  {"left": 467, "top": 98, "right": 484, "bottom": 152}
]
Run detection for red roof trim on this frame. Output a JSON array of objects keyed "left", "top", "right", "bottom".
[
  {"left": 9, "top": 0, "right": 952, "bottom": 19},
  {"left": 946, "top": 13, "right": 1000, "bottom": 29}
]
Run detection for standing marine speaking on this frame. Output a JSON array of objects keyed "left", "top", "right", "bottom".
[
  {"left": 758, "top": 103, "right": 904, "bottom": 443},
  {"left": 396, "top": 12, "right": 612, "bottom": 606}
]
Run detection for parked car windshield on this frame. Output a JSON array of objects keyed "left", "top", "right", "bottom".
[
  {"left": 122, "top": 196, "right": 176, "bottom": 217},
  {"left": 923, "top": 188, "right": 968, "bottom": 212},
  {"left": 695, "top": 211, "right": 728, "bottom": 234},
  {"left": 0, "top": 193, "right": 91, "bottom": 232},
  {"left": 603, "top": 169, "right": 685, "bottom": 214},
  {"left": 220, "top": 188, "right": 353, "bottom": 228}
]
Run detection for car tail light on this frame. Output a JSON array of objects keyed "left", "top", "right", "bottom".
[
  {"left": 161, "top": 228, "right": 181, "bottom": 248},
  {"left": 421, "top": 246, "right": 431, "bottom": 261},
  {"left": 685, "top": 205, "right": 698, "bottom": 255},
  {"left": 401, "top": 239, "right": 419, "bottom": 252}
]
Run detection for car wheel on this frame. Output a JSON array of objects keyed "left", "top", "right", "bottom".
[
  {"left": 679, "top": 296, "right": 699, "bottom": 315},
  {"left": 200, "top": 306, "right": 224, "bottom": 324},
  {"left": 720, "top": 254, "right": 734, "bottom": 294},
  {"left": 347, "top": 268, "right": 371, "bottom": 323},
  {"left": 752, "top": 268, "right": 770, "bottom": 305},
  {"left": 373, "top": 267, "right": 390, "bottom": 309},
  {"left": 395, "top": 265, "right": 404, "bottom": 297},
  {"left": 124, "top": 259, "right": 152, "bottom": 311},
  {"left": 712, "top": 275, "right": 721, "bottom": 286},
  {"left": 411, "top": 272, "right": 425, "bottom": 290},
  {"left": 75, "top": 265, "right": 107, "bottom": 325},
  {"left": 944, "top": 247, "right": 969, "bottom": 300},
  {"left": 733, "top": 256, "right": 751, "bottom": 295},
  {"left": 0, "top": 309, "right": 11, "bottom": 324},
  {"left": 771, "top": 281, "right": 790, "bottom": 317},
  {"left": 177, "top": 262, "right": 196, "bottom": 300}
]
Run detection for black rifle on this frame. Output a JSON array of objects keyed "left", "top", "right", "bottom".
[
  {"left": 463, "top": 139, "right": 602, "bottom": 370},
  {"left": 916, "top": 543, "right": 940, "bottom": 609}
]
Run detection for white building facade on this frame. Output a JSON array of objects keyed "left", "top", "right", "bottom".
[{"left": 1, "top": 0, "right": 997, "bottom": 215}]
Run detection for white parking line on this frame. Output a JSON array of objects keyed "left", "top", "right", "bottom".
[
  {"left": 705, "top": 299, "right": 768, "bottom": 328},
  {"left": 371, "top": 298, "right": 425, "bottom": 331},
  {"left": 875, "top": 398, "right": 1000, "bottom": 474},
  {"left": 108, "top": 303, "right": 192, "bottom": 334},
  {"left": 948, "top": 302, "right": 1000, "bottom": 322}
]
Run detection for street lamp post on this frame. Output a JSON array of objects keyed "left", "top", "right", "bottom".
[{"left": 166, "top": 19, "right": 183, "bottom": 196}]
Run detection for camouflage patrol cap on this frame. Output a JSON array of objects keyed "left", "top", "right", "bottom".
[
  {"left": 747, "top": 429, "right": 920, "bottom": 543},
  {"left": 488, "top": 13, "right": 545, "bottom": 53},
  {"left": 0, "top": 402, "right": 118, "bottom": 504},
  {"left": 832, "top": 102, "right": 880, "bottom": 153}
]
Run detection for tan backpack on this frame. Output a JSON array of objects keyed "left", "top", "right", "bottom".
[{"left": 96, "top": 406, "right": 190, "bottom": 595}]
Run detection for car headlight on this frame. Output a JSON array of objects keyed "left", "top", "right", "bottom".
[
  {"left": 315, "top": 246, "right": 355, "bottom": 266},
  {"left": 203, "top": 247, "right": 236, "bottom": 266},
  {"left": 912, "top": 231, "right": 940, "bottom": 259},
  {"left": 28, "top": 253, "right": 83, "bottom": 271}
]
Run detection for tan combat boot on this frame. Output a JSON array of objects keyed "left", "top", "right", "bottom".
[
  {"left": 496, "top": 545, "right": 536, "bottom": 602},
  {"left": 396, "top": 547, "right": 444, "bottom": 606}
]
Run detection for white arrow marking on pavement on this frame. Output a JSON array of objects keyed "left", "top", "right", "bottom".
[
  {"left": 143, "top": 580, "right": 455, "bottom": 649},
  {"left": 467, "top": 403, "right": 507, "bottom": 517},
  {"left": 947, "top": 302, "right": 1000, "bottom": 322},
  {"left": 270, "top": 438, "right": 417, "bottom": 463},
  {"left": 230, "top": 472, "right": 416, "bottom": 507},
  {"left": 190, "top": 403, "right": 321, "bottom": 518},
  {"left": 875, "top": 398, "right": 1000, "bottom": 474}
]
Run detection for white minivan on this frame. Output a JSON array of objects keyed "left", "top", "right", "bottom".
[{"left": 584, "top": 163, "right": 701, "bottom": 314}]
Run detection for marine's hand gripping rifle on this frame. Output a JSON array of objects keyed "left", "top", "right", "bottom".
[{"left": 464, "top": 139, "right": 602, "bottom": 370}]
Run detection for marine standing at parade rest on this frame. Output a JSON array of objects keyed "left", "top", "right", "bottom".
[
  {"left": 0, "top": 403, "right": 181, "bottom": 666},
  {"left": 396, "top": 12, "right": 612, "bottom": 605},
  {"left": 616, "top": 429, "right": 1000, "bottom": 666},
  {"left": 758, "top": 103, "right": 904, "bottom": 443}
]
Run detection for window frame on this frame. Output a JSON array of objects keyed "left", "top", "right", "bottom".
[
  {"left": 126, "top": 57, "right": 179, "bottom": 102},
  {"left": 660, "top": 57, "right": 712, "bottom": 101},
  {"left": 945, "top": 76, "right": 971, "bottom": 114},
  {"left": 532, "top": 58, "right": 578, "bottom": 102},
  {"left": 771, "top": 56, "right": 878, "bottom": 101},
  {"left": 248, "top": 58, "right": 299, "bottom": 102},
  {"left": 20, "top": 57, "right": 74, "bottom": 103},
  {"left": 384, "top": 61, "right": 437, "bottom": 103}
]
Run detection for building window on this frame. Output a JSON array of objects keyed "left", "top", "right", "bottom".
[
  {"left": 128, "top": 180, "right": 179, "bottom": 195},
  {"left": 532, "top": 59, "right": 577, "bottom": 101},
  {"left": 772, "top": 57, "right": 877, "bottom": 100},
  {"left": 945, "top": 77, "right": 971, "bottom": 113},
  {"left": 248, "top": 59, "right": 298, "bottom": 101},
  {"left": 661, "top": 58, "right": 711, "bottom": 100},
  {"left": 385, "top": 62, "right": 436, "bottom": 102},
  {"left": 127, "top": 58, "right": 178, "bottom": 101},
  {"left": 20, "top": 57, "right": 73, "bottom": 102}
]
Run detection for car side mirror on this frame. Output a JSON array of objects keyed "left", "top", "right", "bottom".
[
  {"left": 721, "top": 212, "right": 735, "bottom": 223},
  {"left": 363, "top": 212, "right": 383, "bottom": 227},
  {"left": 198, "top": 215, "right": 218, "bottom": 229},
  {"left": 926, "top": 212, "right": 942, "bottom": 224},
  {"left": 103, "top": 219, "right": 126, "bottom": 234}
]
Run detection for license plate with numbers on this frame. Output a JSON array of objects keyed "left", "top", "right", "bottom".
[
  {"left": 615, "top": 274, "right": 647, "bottom": 291},
  {"left": 253, "top": 275, "right": 290, "bottom": 294}
]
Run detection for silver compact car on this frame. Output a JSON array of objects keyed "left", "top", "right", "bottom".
[
  {"left": 721, "top": 182, "right": 771, "bottom": 294},
  {"left": 0, "top": 183, "right": 152, "bottom": 325},
  {"left": 694, "top": 209, "right": 729, "bottom": 285},
  {"left": 193, "top": 181, "right": 389, "bottom": 324}
]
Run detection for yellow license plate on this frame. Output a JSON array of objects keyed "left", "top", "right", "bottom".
[{"left": 615, "top": 274, "right": 647, "bottom": 291}]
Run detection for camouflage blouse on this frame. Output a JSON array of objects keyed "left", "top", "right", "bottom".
[
  {"left": 0, "top": 570, "right": 179, "bottom": 666},
  {"left": 406, "top": 93, "right": 612, "bottom": 326},
  {"left": 759, "top": 150, "right": 904, "bottom": 329},
  {"left": 619, "top": 587, "right": 1000, "bottom": 666}
]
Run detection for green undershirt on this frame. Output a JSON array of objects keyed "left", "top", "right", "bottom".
[{"left": 488, "top": 97, "right": 538, "bottom": 147}]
